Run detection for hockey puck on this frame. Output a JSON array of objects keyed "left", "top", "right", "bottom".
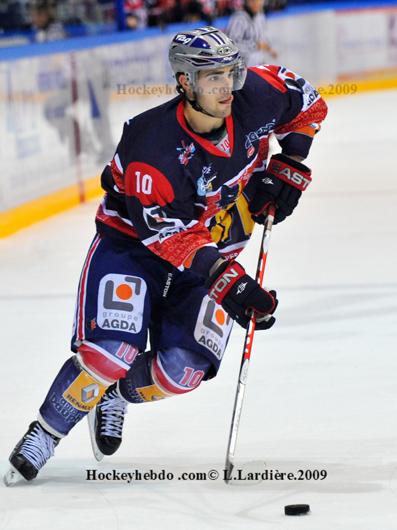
[{"left": 284, "top": 504, "right": 310, "bottom": 516}]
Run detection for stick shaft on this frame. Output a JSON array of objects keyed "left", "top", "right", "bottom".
[{"left": 224, "top": 206, "right": 275, "bottom": 483}]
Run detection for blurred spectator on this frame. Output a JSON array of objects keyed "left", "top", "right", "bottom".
[
  {"left": 183, "top": 1, "right": 213, "bottom": 24},
  {"left": 124, "top": 0, "right": 147, "bottom": 29},
  {"left": 226, "top": 0, "right": 277, "bottom": 66},
  {"left": 198, "top": 0, "right": 215, "bottom": 22},
  {"left": 215, "top": 0, "right": 243, "bottom": 17},
  {"left": 62, "top": 0, "right": 101, "bottom": 24},
  {"left": 31, "top": 1, "right": 66, "bottom": 42},
  {"left": 1, "top": 0, "right": 286, "bottom": 41},
  {"left": 264, "top": 0, "right": 287, "bottom": 13},
  {"left": 183, "top": 2, "right": 203, "bottom": 22},
  {"left": 0, "top": 0, "right": 29, "bottom": 31},
  {"left": 145, "top": 0, "right": 215, "bottom": 26},
  {"left": 146, "top": 0, "right": 176, "bottom": 27},
  {"left": 95, "top": 0, "right": 116, "bottom": 23},
  {"left": 145, "top": 0, "right": 160, "bottom": 26}
]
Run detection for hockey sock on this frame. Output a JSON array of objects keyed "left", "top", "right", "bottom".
[{"left": 38, "top": 356, "right": 107, "bottom": 437}]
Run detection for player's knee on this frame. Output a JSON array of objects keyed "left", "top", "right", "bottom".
[
  {"left": 77, "top": 339, "right": 139, "bottom": 384},
  {"left": 118, "top": 348, "right": 212, "bottom": 403},
  {"left": 150, "top": 347, "right": 211, "bottom": 397}
]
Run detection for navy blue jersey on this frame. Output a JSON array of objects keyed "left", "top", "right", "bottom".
[{"left": 96, "top": 65, "right": 327, "bottom": 275}]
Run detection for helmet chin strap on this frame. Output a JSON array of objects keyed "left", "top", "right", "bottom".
[
  {"left": 177, "top": 84, "right": 219, "bottom": 119},
  {"left": 187, "top": 95, "right": 218, "bottom": 118}
]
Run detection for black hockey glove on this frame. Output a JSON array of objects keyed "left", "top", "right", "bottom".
[
  {"left": 207, "top": 260, "right": 278, "bottom": 330},
  {"left": 248, "top": 153, "right": 312, "bottom": 225}
]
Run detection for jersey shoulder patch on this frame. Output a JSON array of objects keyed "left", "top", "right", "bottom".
[{"left": 125, "top": 162, "right": 175, "bottom": 207}]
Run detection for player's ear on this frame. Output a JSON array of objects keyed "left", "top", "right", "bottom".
[{"left": 177, "top": 73, "right": 192, "bottom": 96}]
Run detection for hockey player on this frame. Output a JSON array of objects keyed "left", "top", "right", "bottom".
[{"left": 5, "top": 26, "right": 327, "bottom": 484}]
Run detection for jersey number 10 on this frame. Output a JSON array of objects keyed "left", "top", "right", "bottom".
[{"left": 135, "top": 171, "right": 153, "bottom": 195}]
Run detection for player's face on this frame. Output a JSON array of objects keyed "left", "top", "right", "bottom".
[
  {"left": 246, "top": 0, "right": 265, "bottom": 14},
  {"left": 195, "top": 67, "right": 235, "bottom": 118}
]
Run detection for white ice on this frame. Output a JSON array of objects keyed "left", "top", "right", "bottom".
[{"left": 1, "top": 90, "right": 397, "bottom": 529}]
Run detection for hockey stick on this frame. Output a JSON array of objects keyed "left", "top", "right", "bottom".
[{"left": 224, "top": 204, "right": 276, "bottom": 484}]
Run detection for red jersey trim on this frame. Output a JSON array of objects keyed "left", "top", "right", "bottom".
[
  {"left": 96, "top": 203, "right": 139, "bottom": 239},
  {"left": 249, "top": 66, "right": 287, "bottom": 93},
  {"left": 146, "top": 221, "right": 214, "bottom": 269},
  {"left": 275, "top": 98, "right": 328, "bottom": 135},
  {"left": 76, "top": 235, "right": 101, "bottom": 340},
  {"left": 176, "top": 100, "right": 234, "bottom": 158},
  {"left": 110, "top": 158, "right": 125, "bottom": 192}
]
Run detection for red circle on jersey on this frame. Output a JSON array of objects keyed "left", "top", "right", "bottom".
[{"left": 125, "top": 161, "right": 175, "bottom": 206}]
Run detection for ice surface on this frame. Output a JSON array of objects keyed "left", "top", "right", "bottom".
[{"left": 1, "top": 90, "right": 397, "bottom": 529}]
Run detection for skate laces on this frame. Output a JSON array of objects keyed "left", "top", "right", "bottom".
[
  {"left": 19, "top": 424, "right": 57, "bottom": 471},
  {"left": 99, "top": 389, "right": 127, "bottom": 438}
]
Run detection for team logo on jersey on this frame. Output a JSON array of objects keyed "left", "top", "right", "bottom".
[
  {"left": 217, "top": 183, "right": 240, "bottom": 208},
  {"left": 245, "top": 118, "right": 276, "bottom": 157},
  {"left": 277, "top": 67, "right": 320, "bottom": 111},
  {"left": 194, "top": 296, "right": 233, "bottom": 360},
  {"left": 197, "top": 164, "right": 217, "bottom": 196},
  {"left": 97, "top": 274, "right": 147, "bottom": 334},
  {"left": 177, "top": 140, "right": 196, "bottom": 166},
  {"left": 143, "top": 205, "right": 190, "bottom": 242}
]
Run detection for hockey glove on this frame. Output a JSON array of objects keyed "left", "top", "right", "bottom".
[
  {"left": 207, "top": 260, "right": 278, "bottom": 330},
  {"left": 249, "top": 153, "right": 312, "bottom": 225}
]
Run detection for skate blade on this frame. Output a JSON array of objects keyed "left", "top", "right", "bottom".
[
  {"left": 3, "top": 465, "right": 26, "bottom": 487},
  {"left": 87, "top": 409, "right": 104, "bottom": 462}
]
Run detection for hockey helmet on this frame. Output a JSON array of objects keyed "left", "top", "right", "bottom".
[{"left": 169, "top": 26, "right": 247, "bottom": 93}]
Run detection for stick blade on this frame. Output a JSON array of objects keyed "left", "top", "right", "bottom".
[
  {"left": 224, "top": 459, "right": 234, "bottom": 484},
  {"left": 224, "top": 459, "right": 267, "bottom": 486}
]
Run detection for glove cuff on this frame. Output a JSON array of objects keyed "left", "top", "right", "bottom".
[
  {"left": 208, "top": 261, "right": 246, "bottom": 304},
  {"left": 267, "top": 153, "right": 312, "bottom": 191}
]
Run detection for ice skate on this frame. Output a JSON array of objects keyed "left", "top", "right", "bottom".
[
  {"left": 88, "top": 383, "right": 128, "bottom": 462},
  {"left": 4, "top": 421, "right": 60, "bottom": 486}
]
